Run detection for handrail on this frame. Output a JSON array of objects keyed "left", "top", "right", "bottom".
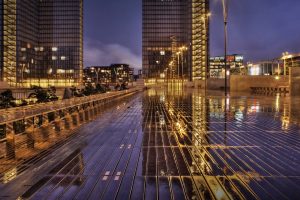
[{"left": 0, "top": 88, "right": 141, "bottom": 124}]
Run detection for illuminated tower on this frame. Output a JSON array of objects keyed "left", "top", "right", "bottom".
[
  {"left": 142, "top": 0, "right": 209, "bottom": 81},
  {"left": 0, "top": 0, "right": 83, "bottom": 88}
]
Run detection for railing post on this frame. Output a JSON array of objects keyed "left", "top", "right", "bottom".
[
  {"left": 25, "top": 117, "right": 35, "bottom": 149},
  {"left": 40, "top": 113, "right": 50, "bottom": 141},
  {"left": 79, "top": 106, "right": 84, "bottom": 124},
  {"left": 64, "top": 110, "right": 72, "bottom": 130},
  {"left": 6, "top": 123, "right": 15, "bottom": 159},
  {"left": 53, "top": 111, "right": 62, "bottom": 136},
  {"left": 84, "top": 108, "right": 90, "bottom": 122}
]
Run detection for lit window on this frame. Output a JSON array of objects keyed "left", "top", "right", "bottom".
[
  {"left": 21, "top": 48, "right": 26, "bottom": 52},
  {"left": 52, "top": 47, "right": 58, "bottom": 51},
  {"left": 61, "top": 56, "right": 66, "bottom": 60},
  {"left": 34, "top": 47, "right": 39, "bottom": 51},
  {"left": 160, "top": 50, "right": 165, "bottom": 55},
  {"left": 52, "top": 56, "right": 57, "bottom": 60},
  {"left": 40, "top": 47, "right": 44, "bottom": 51}
]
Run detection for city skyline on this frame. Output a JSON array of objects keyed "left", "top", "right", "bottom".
[
  {"left": 84, "top": 0, "right": 300, "bottom": 69},
  {"left": 1, "top": 1, "right": 300, "bottom": 199}
]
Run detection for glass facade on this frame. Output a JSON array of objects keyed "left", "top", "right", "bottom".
[
  {"left": 142, "top": 0, "right": 209, "bottom": 81},
  {"left": 0, "top": 0, "right": 83, "bottom": 88}
]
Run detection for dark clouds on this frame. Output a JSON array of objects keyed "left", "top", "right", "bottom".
[
  {"left": 210, "top": 0, "right": 300, "bottom": 61},
  {"left": 84, "top": 39, "right": 141, "bottom": 69},
  {"left": 84, "top": 0, "right": 300, "bottom": 68},
  {"left": 84, "top": 0, "right": 142, "bottom": 68}
]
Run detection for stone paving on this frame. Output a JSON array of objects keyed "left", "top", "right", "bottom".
[{"left": 1, "top": 87, "right": 300, "bottom": 199}]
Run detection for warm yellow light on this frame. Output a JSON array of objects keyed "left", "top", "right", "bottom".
[{"left": 275, "top": 76, "right": 280, "bottom": 80}]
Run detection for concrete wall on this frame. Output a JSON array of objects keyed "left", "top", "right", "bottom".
[
  {"left": 0, "top": 82, "right": 10, "bottom": 89},
  {"left": 230, "top": 75, "right": 289, "bottom": 92},
  {"left": 289, "top": 68, "right": 300, "bottom": 96},
  {"left": 208, "top": 78, "right": 227, "bottom": 90},
  {"left": 185, "top": 78, "right": 226, "bottom": 90},
  {"left": 193, "top": 80, "right": 206, "bottom": 89}
]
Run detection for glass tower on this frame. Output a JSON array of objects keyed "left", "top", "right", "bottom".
[
  {"left": 142, "top": 0, "right": 209, "bottom": 81},
  {"left": 0, "top": 0, "right": 83, "bottom": 88}
]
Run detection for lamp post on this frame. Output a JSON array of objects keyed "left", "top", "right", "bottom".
[
  {"left": 222, "top": 0, "right": 229, "bottom": 96},
  {"left": 20, "top": 63, "right": 26, "bottom": 87},
  {"left": 180, "top": 46, "right": 187, "bottom": 81},
  {"left": 177, "top": 46, "right": 188, "bottom": 84},
  {"left": 177, "top": 52, "right": 180, "bottom": 80},
  {"left": 91, "top": 67, "right": 101, "bottom": 84}
]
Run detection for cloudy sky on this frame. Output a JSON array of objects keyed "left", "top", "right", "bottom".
[{"left": 84, "top": 0, "right": 300, "bottom": 69}]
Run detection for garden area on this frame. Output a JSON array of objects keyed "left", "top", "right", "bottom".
[{"left": 0, "top": 83, "right": 116, "bottom": 110}]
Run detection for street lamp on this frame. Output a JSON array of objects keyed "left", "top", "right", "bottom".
[
  {"left": 179, "top": 46, "right": 188, "bottom": 80},
  {"left": 177, "top": 52, "right": 180, "bottom": 80},
  {"left": 222, "top": 0, "right": 229, "bottom": 96},
  {"left": 20, "top": 63, "right": 26, "bottom": 87},
  {"left": 169, "top": 61, "right": 174, "bottom": 82},
  {"left": 176, "top": 46, "right": 188, "bottom": 84},
  {"left": 90, "top": 67, "right": 101, "bottom": 84}
]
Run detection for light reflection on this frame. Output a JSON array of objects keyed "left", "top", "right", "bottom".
[
  {"left": 175, "top": 121, "right": 187, "bottom": 138},
  {"left": 143, "top": 88, "right": 300, "bottom": 199},
  {"left": 282, "top": 116, "right": 290, "bottom": 130},
  {"left": 275, "top": 94, "right": 280, "bottom": 112},
  {"left": 248, "top": 105, "right": 260, "bottom": 113},
  {"left": 3, "top": 167, "right": 17, "bottom": 183}
]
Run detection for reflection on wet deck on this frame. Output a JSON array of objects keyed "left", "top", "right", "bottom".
[{"left": 1, "top": 87, "right": 300, "bottom": 199}]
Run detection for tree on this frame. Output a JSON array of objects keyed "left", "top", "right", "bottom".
[
  {"left": 28, "top": 86, "right": 58, "bottom": 103},
  {"left": 83, "top": 83, "right": 96, "bottom": 96},
  {"left": 0, "top": 90, "right": 16, "bottom": 108},
  {"left": 95, "top": 83, "right": 106, "bottom": 93}
]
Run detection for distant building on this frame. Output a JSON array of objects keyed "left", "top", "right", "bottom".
[
  {"left": 209, "top": 55, "right": 244, "bottom": 78},
  {"left": 111, "top": 64, "right": 133, "bottom": 83},
  {"left": 84, "top": 64, "right": 134, "bottom": 85},
  {"left": 142, "top": 0, "right": 210, "bottom": 81},
  {"left": 246, "top": 53, "right": 300, "bottom": 77},
  {"left": 280, "top": 53, "right": 300, "bottom": 75},
  {"left": 0, "top": 0, "right": 83, "bottom": 88},
  {"left": 138, "top": 69, "right": 143, "bottom": 78},
  {"left": 247, "top": 61, "right": 281, "bottom": 76},
  {"left": 83, "top": 66, "right": 111, "bottom": 85}
]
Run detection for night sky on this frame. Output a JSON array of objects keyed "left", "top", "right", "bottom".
[{"left": 84, "top": 0, "right": 300, "bottom": 69}]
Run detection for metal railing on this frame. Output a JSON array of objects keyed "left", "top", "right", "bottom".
[{"left": 0, "top": 87, "right": 142, "bottom": 162}]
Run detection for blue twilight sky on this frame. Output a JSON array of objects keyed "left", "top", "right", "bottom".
[{"left": 84, "top": 0, "right": 300, "bottom": 69}]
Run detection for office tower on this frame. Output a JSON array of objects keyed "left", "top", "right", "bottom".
[
  {"left": 142, "top": 0, "right": 209, "bottom": 81},
  {"left": 0, "top": 0, "right": 83, "bottom": 87}
]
